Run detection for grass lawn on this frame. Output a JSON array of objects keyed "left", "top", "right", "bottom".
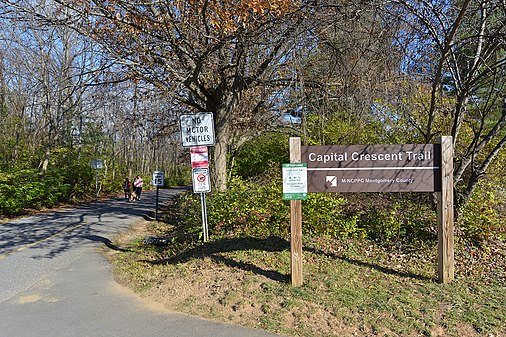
[{"left": 107, "top": 219, "right": 506, "bottom": 337}]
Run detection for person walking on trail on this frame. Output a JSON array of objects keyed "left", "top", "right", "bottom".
[
  {"left": 133, "top": 175, "right": 143, "bottom": 201},
  {"left": 123, "top": 178, "right": 132, "bottom": 201}
]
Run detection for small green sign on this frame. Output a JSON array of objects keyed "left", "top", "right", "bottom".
[
  {"left": 282, "top": 163, "right": 308, "bottom": 200},
  {"left": 283, "top": 192, "right": 308, "bottom": 200}
]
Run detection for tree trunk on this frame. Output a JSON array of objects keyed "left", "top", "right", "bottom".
[
  {"left": 213, "top": 118, "right": 230, "bottom": 192},
  {"left": 41, "top": 148, "right": 50, "bottom": 180},
  {"left": 0, "top": 51, "right": 5, "bottom": 110}
]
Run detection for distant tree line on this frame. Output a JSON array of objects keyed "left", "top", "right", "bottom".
[{"left": 0, "top": 0, "right": 504, "bottom": 217}]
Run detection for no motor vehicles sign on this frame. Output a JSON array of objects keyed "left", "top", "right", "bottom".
[{"left": 180, "top": 113, "right": 215, "bottom": 147}]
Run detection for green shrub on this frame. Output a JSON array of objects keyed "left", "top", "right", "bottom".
[
  {"left": 362, "top": 206, "right": 403, "bottom": 242},
  {"left": 233, "top": 133, "right": 289, "bottom": 179},
  {"left": 459, "top": 181, "right": 506, "bottom": 243},
  {"left": 43, "top": 173, "right": 72, "bottom": 204},
  {"left": 208, "top": 176, "right": 290, "bottom": 237},
  {"left": 0, "top": 184, "right": 23, "bottom": 214},
  {"left": 0, "top": 153, "right": 94, "bottom": 215},
  {"left": 156, "top": 190, "right": 216, "bottom": 244},
  {"left": 166, "top": 165, "right": 192, "bottom": 187},
  {"left": 165, "top": 174, "right": 440, "bottom": 245},
  {"left": 42, "top": 148, "right": 94, "bottom": 200},
  {"left": 0, "top": 169, "right": 70, "bottom": 214},
  {"left": 206, "top": 175, "right": 364, "bottom": 240},
  {"left": 303, "top": 193, "right": 363, "bottom": 238},
  {"left": 67, "top": 165, "right": 94, "bottom": 200},
  {"left": 355, "top": 194, "right": 437, "bottom": 244}
]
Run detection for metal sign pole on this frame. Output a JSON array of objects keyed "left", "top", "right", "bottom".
[
  {"left": 152, "top": 171, "right": 164, "bottom": 221},
  {"left": 91, "top": 159, "right": 103, "bottom": 201},
  {"left": 200, "top": 192, "right": 209, "bottom": 242},
  {"left": 179, "top": 114, "right": 214, "bottom": 242},
  {"left": 156, "top": 186, "right": 160, "bottom": 221},
  {"left": 95, "top": 168, "right": 99, "bottom": 201},
  {"left": 204, "top": 193, "right": 209, "bottom": 241}
]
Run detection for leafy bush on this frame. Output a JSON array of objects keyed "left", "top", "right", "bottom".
[
  {"left": 166, "top": 191, "right": 211, "bottom": 241},
  {"left": 305, "top": 113, "right": 384, "bottom": 145},
  {"left": 459, "top": 181, "right": 506, "bottom": 243},
  {"left": 0, "top": 146, "right": 97, "bottom": 215},
  {"left": 303, "top": 193, "right": 363, "bottom": 238},
  {"left": 362, "top": 205, "right": 403, "bottom": 242},
  {"left": 166, "top": 165, "right": 192, "bottom": 187},
  {"left": 40, "top": 147, "right": 95, "bottom": 200},
  {"left": 208, "top": 176, "right": 290, "bottom": 237},
  {"left": 0, "top": 168, "right": 73, "bottom": 215},
  {"left": 182, "top": 174, "right": 364, "bottom": 240},
  {"left": 166, "top": 169, "right": 443, "bottom": 245},
  {"left": 63, "top": 164, "right": 94, "bottom": 200},
  {"left": 233, "top": 133, "right": 289, "bottom": 179},
  {"left": 350, "top": 194, "right": 438, "bottom": 244},
  {"left": 456, "top": 146, "right": 506, "bottom": 244}
]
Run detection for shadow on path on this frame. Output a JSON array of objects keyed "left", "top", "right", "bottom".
[
  {"left": 0, "top": 189, "right": 183, "bottom": 259},
  {"left": 83, "top": 235, "right": 130, "bottom": 252}
]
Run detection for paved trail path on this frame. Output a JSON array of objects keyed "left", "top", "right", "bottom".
[{"left": 0, "top": 188, "right": 281, "bottom": 337}]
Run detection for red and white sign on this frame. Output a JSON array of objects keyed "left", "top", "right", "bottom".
[
  {"left": 190, "top": 146, "right": 209, "bottom": 169},
  {"left": 192, "top": 168, "right": 211, "bottom": 193}
]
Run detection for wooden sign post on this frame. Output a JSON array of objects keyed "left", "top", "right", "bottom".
[
  {"left": 287, "top": 136, "right": 455, "bottom": 285},
  {"left": 289, "top": 137, "right": 303, "bottom": 287},
  {"left": 437, "top": 136, "right": 454, "bottom": 284}
]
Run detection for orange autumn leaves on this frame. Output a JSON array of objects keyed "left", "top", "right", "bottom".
[
  {"left": 183, "top": 0, "right": 299, "bottom": 31},
  {"left": 64, "top": 0, "right": 301, "bottom": 80},
  {"left": 80, "top": 0, "right": 300, "bottom": 34}
]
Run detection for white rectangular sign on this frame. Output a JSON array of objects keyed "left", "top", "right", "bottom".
[
  {"left": 152, "top": 171, "right": 164, "bottom": 187},
  {"left": 180, "top": 113, "right": 215, "bottom": 147},
  {"left": 91, "top": 159, "right": 104, "bottom": 170},
  {"left": 282, "top": 163, "right": 308, "bottom": 200},
  {"left": 192, "top": 168, "right": 211, "bottom": 193}
]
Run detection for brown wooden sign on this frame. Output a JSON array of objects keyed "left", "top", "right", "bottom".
[
  {"left": 289, "top": 138, "right": 454, "bottom": 286},
  {"left": 302, "top": 144, "right": 441, "bottom": 193}
]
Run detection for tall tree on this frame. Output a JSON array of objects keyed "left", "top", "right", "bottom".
[
  {"left": 391, "top": 0, "right": 506, "bottom": 211},
  {"left": 0, "top": 4, "right": 115, "bottom": 171},
  {"left": 291, "top": 0, "right": 405, "bottom": 145},
  {"left": 9, "top": 0, "right": 309, "bottom": 191}
]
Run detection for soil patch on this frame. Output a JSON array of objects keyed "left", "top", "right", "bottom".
[{"left": 106, "top": 221, "right": 506, "bottom": 337}]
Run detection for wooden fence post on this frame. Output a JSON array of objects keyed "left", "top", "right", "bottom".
[
  {"left": 290, "top": 137, "right": 303, "bottom": 287},
  {"left": 437, "top": 136, "right": 454, "bottom": 284}
]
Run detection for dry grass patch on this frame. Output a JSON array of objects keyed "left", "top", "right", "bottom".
[{"left": 106, "top": 221, "right": 506, "bottom": 337}]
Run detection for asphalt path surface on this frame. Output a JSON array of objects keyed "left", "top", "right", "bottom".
[{"left": 0, "top": 188, "right": 282, "bottom": 337}]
